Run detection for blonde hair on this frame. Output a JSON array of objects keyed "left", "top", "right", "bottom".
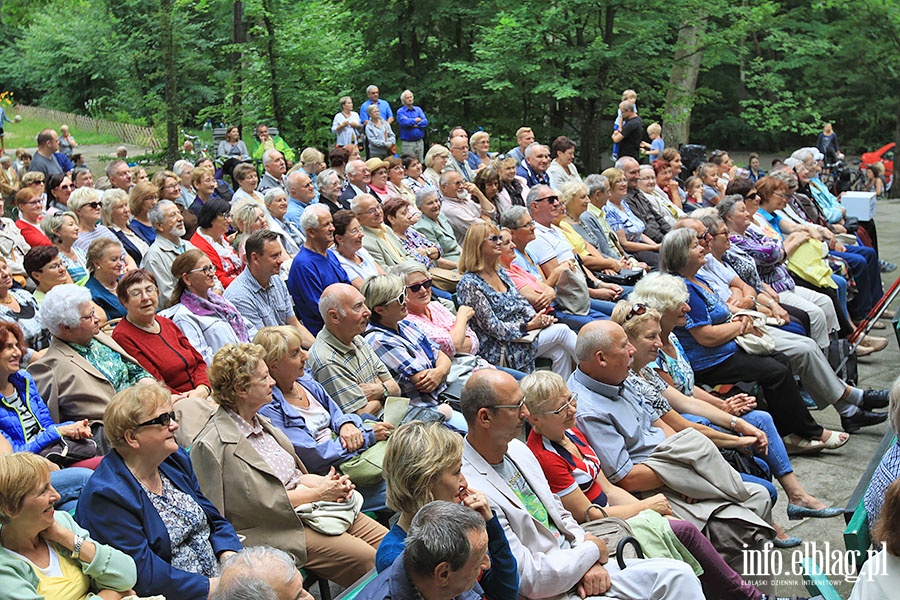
[
  {"left": 101, "top": 188, "right": 129, "bottom": 226},
  {"left": 129, "top": 180, "right": 160, "bottom": 217},
  {"left": 621, "top": 89, "right": 637, "bottom": 101},
  {"left": 457, "top": 221, "right": 500, "bottom": 275},
  {"left": 0, "top": 453, "right": 53, "bottom": 524},
  {"left": 104, "top": 382, "right": 172, "bottom": 451},
  {"left": 469, "top": 131, "right": 490, "bottom": 152},
  {"left": 191, "top": 166, "right": 214, "bottom": 188},
  {"left": 609, "top": 300, "right": 662, "bottom": 338},
  {"left": 647, "top": 123, "right": 661, "bottom": 136},
  {"left": 423, "top": 144, "right": 450, "bottom": 169},
  {"left": 209, "top": 343, "right": 267, "bottom": 410},
  {"left": 601, "top": 167, "right": 625, "bottom": 189},
  {"left": 559, "top": 181, "right": 589, "bottom": 212},
  {"left": 253, "top": 326, "right": 304, "bottom": 367},
  {"left": 520, "top": 371, "right": 568, "bottom": 415},
  {"left": 383, "top": 421, "right": 463, "bottom": 514},
  {"left": 85, "top": 237, "right": 122, "bottom": 273}
]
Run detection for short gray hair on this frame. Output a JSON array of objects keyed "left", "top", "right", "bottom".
[
  {"left": 214, "top": 546, "right": 297, "bottom": 600},
  {"left": 42, "top": 284, "right": 92, "bottom": 336},
  {"left": 390, "top": 260, "right": 428, "bottom": 281},
  {"left": 350, "top": 193, "right": 376, "bottom": 214},
  {"left": 697, "top": 213, "right": 724, "bottom": 236},
  {"left": 792, "top": 148, "right": 815, "bottom": 165},
  {"left": 460, "top": 373, "right": 500, "bottom": 424},
  {"left": 659, "top": 228, "right": 696, "bottom": 275},
  {"left": 499, "top": 205, "right": 529, "bottom": 229},
  {"left": 575, "top": 326, "right": 612, "bottom": 362},
  {"left": 318, "top": 284, "right": 349, "bottom": 322},
  {"left": 414, "top": 187, "right": 438, "bottom": 208},
  {"left": 526, "top": 185, "right": 552, "bottom": 209},
  {"left": 262, "top": 188, "right": 286, "bottom": 207},
  {"left": 105, "top": 159, "right": 127, "bottom": 179},
  {"left": 68, "top": 186, "right": 101, "bottom": 213},
  {"left": 148, "top": 199, "right": 177, "bottom": 229},
  {"left": 299, "top": 204, "right": 329, "bottom": 232},
  {"left": 345, "top": 160, "right": 365, "bottom": 177},
  {"left": 366, "top": 84, "right": 378, "bottom": 94},
  {"left": 614, "top": 156, "right": 639, "bottom": 171},
  {"left": 520, "top": 371, "right": 568, "bottom": 414},
  {"left": 769, "top": 169, "right": 797, "bottom": 188},
  {"left": 716, "top": 195, "right": 744, "bottom": 222},
  {"left": 523, "top": 142, "right": 545, "bottom": 159},
  {"left": 404, "top": 501, "right": 486, "bottom": 577},
  {"left": 262, "top": 149, "right": 282, "bottom": 166},
  {"left": 584, "top": 174, "right": 610, "bottom": 197},
  {"left": 630, "top": 272, "right": 689, "bottom": 313},
  {"left": 172, "top": 160, "right": 192, "bottom": 177},
  {"left": 318, "top": 169, "right": 340, "bottom": 190}
]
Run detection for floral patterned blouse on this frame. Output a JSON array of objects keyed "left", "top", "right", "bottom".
[
  {"left": 656, "top": 333, "right": 696, "bottom": 395},
  {"left": 143, "top": 472, "right": 219, "bottom": 578},
  {"left": 456, "top": 269, "right": 536, "bottom": 372},
  {"left": 397, "top": 227, "right": 439, "bottom": 268},
  {"left": 726, "top": 228, "right": 795, "bottom": 293}
]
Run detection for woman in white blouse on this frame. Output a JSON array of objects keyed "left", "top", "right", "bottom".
[{"left": 331, "top": 210, "right": 383, "bottom": 289}]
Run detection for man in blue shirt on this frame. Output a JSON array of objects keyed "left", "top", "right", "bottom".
[
  {"left": 360, "top": 85, "right": 394, "bottom": 127},
  {"left": 287, "top": 205, "right": 350, "bottom": 334},
  {"left": 396, "top": 90, "right": 429, "bottom": 161},
  {"left": 285, "top": 170, "right": 316, "bottom": 228}
]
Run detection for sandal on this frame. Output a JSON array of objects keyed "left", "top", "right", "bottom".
[
  {"left": 782, "top": 435, "right": 825, "bottom": 456},
  {"left": 871, "top": 320, "right": 887, "bottom": 330},
  {"left": 819, "top": 429, "right": 850, "bottom": 450}
]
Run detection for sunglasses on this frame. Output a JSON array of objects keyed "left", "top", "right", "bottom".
[
  {"left": 136, "top": 411, "right": 177, "bottom": 428},
  {"left": 534, "top": 195, "right": 559, "bottom": 205},
  {"left": 625, "top": 303, "right": 648, "bottom": 321},
  {"left": 486, "top": 235, "right": 502, "bottom": 244},
  {"left": 84, "top": 201, "right": 101, "bottom": 209},
  {"left": 696, "top": 230, "right": 712, "bottom": 241},
  {"left": 406, "top": 279, "right": 433, "bottom": 293},
  {"left": 382, "top": 291, "right": 406, "bottom": 307}
]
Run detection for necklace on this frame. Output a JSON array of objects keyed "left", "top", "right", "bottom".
[
  {"left": 128, "top": 464, "right": 163, "bottom": 495},
  {"left": 0, "top": 294, "right": 14, "bottom": 305},
  {"left": 127, "top": 316, "right": 160, "bottom": 333}
]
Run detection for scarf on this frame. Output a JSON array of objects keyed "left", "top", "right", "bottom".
[{"left": 180, "top": 290, "right": 250, "bottom": 342}]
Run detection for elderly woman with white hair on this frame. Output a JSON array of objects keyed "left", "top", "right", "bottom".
[
  {"left": 102, "top": 188, "right": 149, "bottom": 265},
  {"left": 28, "top": 284, "right": 153, "bottom": 434},
  {"left": 264, "top": 188, "right": 304, "bottom": 253},
  {"left": 422, "top": 144, "right": 450, "bottom": 189},
  {"left": 69, "top": 187, "right": 137, "bottom": 271},
  {"left": 361, "top": 274, "right": 466, "bottom": 431},
  {"left": 410, "top": 187, "right": 461, "bottom": 263}
]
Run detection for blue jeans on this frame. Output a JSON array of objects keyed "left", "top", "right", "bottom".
[
  {"left": 496, "top": 366, "right": 526, "bottom": 380},
  {"left": 357, "top": 479, "right": 388, "bottom": 513},
  {"left": 834, "top": 245, "right": 882, "bottom": 319},
  {"left": 52, "top": 467, "right": 93, "bottom": 513},
  {"left": 832, "top": 274, "right": 849, "bottom": 322},
  {"left": 555, "top": 299, "right": 614, "bottom": 332},
  {"left": 682, "top": 409, "right": 793, "bottom": 480}
]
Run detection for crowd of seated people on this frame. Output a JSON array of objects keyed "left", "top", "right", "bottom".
[{"left": 2, "top": 117, "right": 897, "bottom": 599}]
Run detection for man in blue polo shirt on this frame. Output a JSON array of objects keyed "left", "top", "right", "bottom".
[
  {"left": 288, "top": 204, "right": 350, "bottom": 334},
  {"left": 360, "top": 85, "right": 394, "bottom": 127}
]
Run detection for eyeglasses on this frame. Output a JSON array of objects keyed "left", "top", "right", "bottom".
[
  {"left": 745, "top": 192, "right": 759, "bottom": 201},
  {"left": 30, "top": 180, "right": 45, "bottom": 185},
  {"left": 190, "top": 264, "right": 217, "bottom": 275},
  {"left": 21, "top": 199, "right": 43, "bottom": 206},
  {"left": 406, "top": 279, "right": 433, "bottom": 293},
  {"left": 126, "top": 285, "right": 159, "bottom": 298},
  {"left": 40, "top": 260, "right": 65, "bottom": 271},
  {"left": 542, "top": 393, "right": 578, "bottom": 415},
  {"left": 163, "top": 183, "right": 180, "bottom": 190},
  {"left": 218, "top": 212, "right": 232, "bottom": 219},
  {"left": 510, "top": 220, "right": 536, "bottom": 230},
  {"left": 80, "top": 309, "right": 97, "bottom": 321},
  {"left": 58, "top": 184, "right": 74, "bottom": 191},
  {"left": 491, "top": 398, "right": 526, "bottom": 412},
  {"left": 625, "top": 303, "right": 648, "bottom": 321},
  {"left": 696, "top": 230, "right": 712, "bottom": 241},
  {"left": 534, "top": 195, "right": 560, "bottom": 205},
  {"left": 358, "top": 205, "right": 382, "bottom": 215},
  {"left": 136, "top": 411, "right": 177, "bottom": 428},
  {"left": 486, "top": 235, "right": 502, "bottom": 244}
]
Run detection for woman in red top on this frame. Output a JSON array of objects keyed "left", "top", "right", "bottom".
[
  {"left": 14, "top": 188, "right": 52, "bottom": 247},
  {"left": 521, "top": 370, "right": 764, "bottom": 600},
  {"left": 111, "top": 269, "right": 210, "bottom": 399}
]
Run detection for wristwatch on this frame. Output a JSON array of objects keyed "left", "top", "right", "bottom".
[{"left": 381, "top": 382, "right": 389, "bottom": 400}]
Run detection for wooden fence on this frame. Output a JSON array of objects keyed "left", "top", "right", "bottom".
[{"left": 15, "top": 105, "right": 162, "bottom": 150}]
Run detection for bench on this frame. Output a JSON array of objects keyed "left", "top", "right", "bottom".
[
  {"left": 799, "top": 557, "right": 841, "bottom": 600},
  {"left": 335, "top": 569, "right": 377, "bottom": 599}
]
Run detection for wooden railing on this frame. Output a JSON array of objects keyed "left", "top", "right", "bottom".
[{"left": 14, "top": 104, "right": 162, "bottom": 149}]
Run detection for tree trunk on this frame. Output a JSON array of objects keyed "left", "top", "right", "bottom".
[
  {"left": 231, "top": 0, "right": 244, "bottom": 132},
  {"left": 662, "top": 18, "right": 707, "bottom": 149},
  {"left": 162, "top": 0, "right": 179, "bottom": 167},
  {"left": 260, "top": 0, "right": 286, "bottom": 142}
]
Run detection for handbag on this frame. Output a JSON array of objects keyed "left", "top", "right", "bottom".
[
  {"left": 596, "top": 268, "right": 644, "bottom": 287},
  {"left": 731, "top": 310, "right": 776, "bottom": 355},
  {"left": 339, "top": 438, "right": 387, "bottom": 486},
  {"left": 428, "top": 267, "right": 460, "bottom": 293},
  {"left": 401, "top": 404, "right": 447, "bottom": 424},
  {"left": 581, "top": 505, "right": 640, "bottom": 560},
  {"left": 440, "top": 353, "right": 484, "bottom": 405},
  {"left": 294, "top": 489, "right": 364, "bottom": 536},
  {"left": 39, "top": 436, "right": 101, "bottom": 468}
]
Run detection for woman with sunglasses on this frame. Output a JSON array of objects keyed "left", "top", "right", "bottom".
[
  {"left": 76, "top": 382, "right": 242, "bottom": 600},
  {"left": 69, "top": 187, "right": 138, "bottom": 271},
  {"left": 44, "top": 173, "right": 73, "bottom": 215},
  {"left": 361, "top": 274, "right": 466, "bottom": 431},
  {"left": 457, "top": 221, "right": 576, "bottom": 376},
  {"left": 520, "top": 370, "right": 766, "bottom": 600}
]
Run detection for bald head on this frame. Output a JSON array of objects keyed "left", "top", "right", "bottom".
[
  {"left": 460, "top": 368, "right": 519, "bottom": 424},
  {"left": 576, "top": 321, "right": 634, "bottom": 385}
]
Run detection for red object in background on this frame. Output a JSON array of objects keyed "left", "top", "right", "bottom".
[{"left": 860, "top": 142, "right": 895, "bottom": 189}]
